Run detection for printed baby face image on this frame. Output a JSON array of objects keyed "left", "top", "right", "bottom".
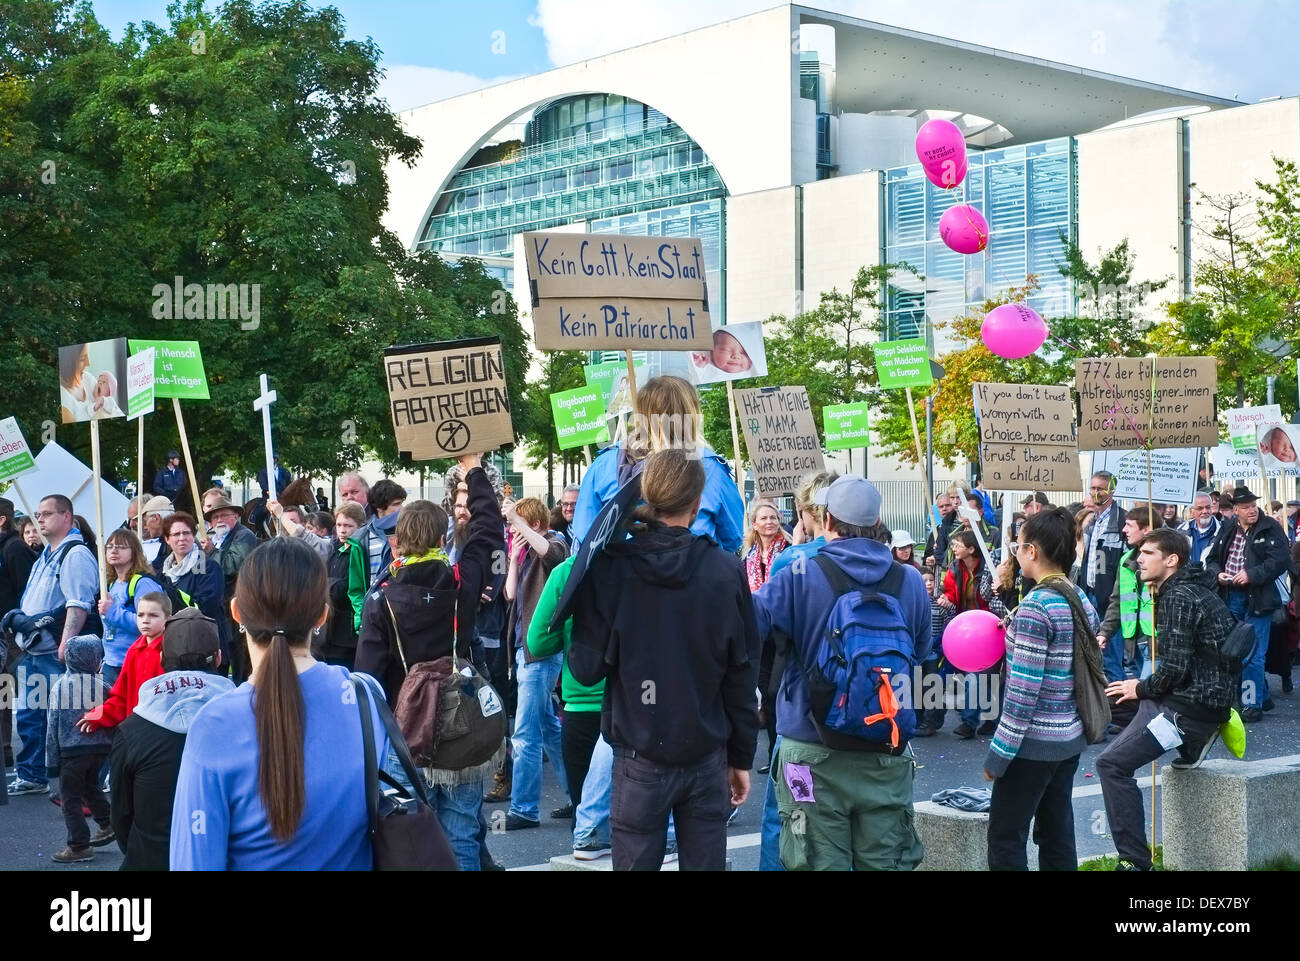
[{"left": 1261, "top": 426, "right": 1298, "bottom": 464}]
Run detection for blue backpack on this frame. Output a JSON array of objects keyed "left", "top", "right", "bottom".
[{"left": 801, "top": 555, "right": 917, "bottom": 751}]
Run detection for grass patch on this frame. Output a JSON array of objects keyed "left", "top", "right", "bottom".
[
  {"left": 1080, "top": 846, "right": 1163, "bottom": 871},
  {"left": 1254, "top": 854, "right": 1300, "bottom": 871}
]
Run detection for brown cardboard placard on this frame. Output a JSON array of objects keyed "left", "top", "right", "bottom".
[
  {"left": 384, "top": 337, "right": 514, "bottom": 460},
  {"left": 524, "top": 232, "right": 709, "bottom": 302},
  {"left": 530, "top": 296, "right": 713, "bottom": 351},
  {"left": 978, "top": 443, "right": 1082, "bottom": 492},
  {"left": 1074, "top": 357, "right": 1217, "bottom": 451},
  {"left": 734, "top": 386, "right": 826, "bottom": 497},
  {"left": 973, "top": 382, "right": 1079, "bottom": 492}
]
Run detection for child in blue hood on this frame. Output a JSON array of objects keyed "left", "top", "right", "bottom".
[{"left": 46, "top": 635, "right": 114, "bottom": 863}]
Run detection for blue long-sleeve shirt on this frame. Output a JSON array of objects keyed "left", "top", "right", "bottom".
[
  {"left": 169, "top": 664, "right": 388, "bottom": 870},
  {"left": 570, "top": 445, "right": 744, "bottom": 552},
  {"left": 101, "top": 574, "right": 165, "bottom": 668}
]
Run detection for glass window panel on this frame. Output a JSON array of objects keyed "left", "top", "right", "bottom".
[
  {"left": 1028, "top": 155, "right": 1069, "bottom": 226},
  {"left": 888, "top": 179, "right": 925, "bottom": 246},
  {"left": 987, "top": 161, "right": 1026, "bottom": 231},
  {"left": 988, "top": 231, "right": 1027, "bottom": 291}
]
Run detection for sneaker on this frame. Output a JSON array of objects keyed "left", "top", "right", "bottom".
[
  {"left": 1170, "top": 730, "right": 1219, "bottom": 770},
  {"left": 1283, "top": 675, "right": 1294, "bottom": 694},
  {"left": 573, "top": 838, "right": 612, "bottom": 861},
  {"left": 9, "top": 779, "right": 49, "bottom": 797},
  {"left": 727, "top": 806, "right": 740, "bottom": 826},
  {"left": 953, "top": 723, "right": 975, "bottom": 740},
  {"left": 1263, "top": 699, "right": 1275, "bottom": 712},
  {"left": 89, "top": 825, "right": 115, "bottom": 847},
  {"left": 483, "top": 773, "right": 511, "bottom": 803},
  {"left": 976, "top": 720, "right": 998, "bottom": 736},
  {"left": 757, "top": 764, "right": 771, "bottom": 775},
  {"left": 1115, "top": 858, "right": 1149, "bottom": 872},
  {"left": 662, "top": 841, "right": 678, "bottom": 865},
  {"left": 549, "top": 803, "right": 574, "bottom": 819},
  {"left": 481, "top": 858, "right": 506, "bottom": 872},
  {"left": 504, "top": 813, "right": 540, "bottom": 831},
  {"left": 1240, "top": 707, "right": 1264, "bottom": 723},
  {"left": 52, "top": 846, "right": 93, "bottom": 863},
  {"left": 913, "top": 725, "right": 937, "bottom": 738}
]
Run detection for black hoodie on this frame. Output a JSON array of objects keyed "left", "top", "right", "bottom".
[{"left": 568, "top": 521, "right": 760, "bottom": 769}]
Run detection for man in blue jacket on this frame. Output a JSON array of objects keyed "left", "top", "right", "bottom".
[{"left": 752, "top": 476, "right": 931, "bottom": 871}]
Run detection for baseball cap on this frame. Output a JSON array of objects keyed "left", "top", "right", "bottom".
[
  {"left": 167, "top": 449, "right": 180, "bottom": 459},
  {"left": 162, "top": 607, "right": 221, "bottom": 671},
  {"left": 1021, "top": 491, "right": 1050, "bottom": 507},
  {"left": 813, "top": 476, "right": 882, "bottom": 527}
]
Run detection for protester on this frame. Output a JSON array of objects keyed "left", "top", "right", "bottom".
[
  {"left": 1098, "top": 528, "right": 1238, "bottom": 871},
  {"left": 890, "top": 530, "right": 922, "bottom": 571},
  {"left": 744, "top": 501, "right": 791, "bottom": 592},
  {"left": 202, "top": 496, "right": 259, "bottom": 683},
  {"left": 110, "top": 607, "right": 233, "bottom": 870},
  {"left": 1287, "top": 500, "right": 1300, "bottom": 541},
  {"left": 1021, "top": 492, "right": 1050, "bottom": 516},
  {"left": 315, "top": 487, "right": 330, "bottom": 512},
  {"left": 354, "top": 454, "right": 504, "bottom": 871},
  {"left": 46, "top": 636, "right": 115, "bottom": 862},
  {"left": 1081, "top": 471, "right": 1126, "bottom": 681},
  {"left": 924, "top": 492, "right": 960, "bottom": 571},
  {"left": 79, "top": 592, "right": 171, "bottom": 734},
  {"left": 339, "top": 472, "right": 371, "bottom": 516},
  {"left": 1205, "top": 486, "right": 1289, "bottom": 722},
  {"left": 0, "top": 497, "right": 37, "bottom": 626},
  {"left": 947, "top": 490, "right": 996, "bottom": 568},
  {"left": 354, "top": 479, "right": 407, "bottom": 588},
  {"left": 171, "top": 538, "right": 389, "bottom": 870},
  {"left": 140, "top": 496, "right": 174, "bottom": 567},
  {"left": 322, "top": 502, "right": 366, "bottom": 671},
  {"left": 255, "top": 453, "right": 292, "bottom": 500},
  {"left": 153, "top": 451, "right": 186, "bottom": 503},
  {"left": 503, "top": 495, "right": 571, "bottom": 829},
  {"left": 940, "top": 529, "right": 1004, "bottom": 738},
  {"left": 19, "top": 515, "right": 42, "bottom": 551},
  {"left": 570, "top": 375, "right": 744, "bottom": 551},
  {"left": 267, "top": 498, "right": 333, "bottom": 562},
  {"left": 770, "top": 471, "right": 838, "bottom": 579},
  {"left": 1097, "top": 508, "right": 1155, "bottom": 686},
  {"left": 570, "top": 449, "right": 759, "bottom": 870},
  {"left": 985, "top": 507, "right": 1096, "bottom": 871},
  {"left": 2, "top": 495, "right": 98, "bottom": 796},
  {"left": 552, "top": 484, "right": 580, "bottom": 551},
  {"left": 1219, "top": 493, "right": 1235, "bottom": 523},
  {"left": 159, "top": 512, "right": 228, "bottom": 663},
  {"left": 96, "top": 529, "right": 165, "bottom": 690},
  {"left": 753, "top": 475, "right": 929, "bottom": 871},
  {"left": 915, "top": 569, "right": 953, "bottom": 739},
  {"left": 1179, "top": 491, "right": 1222, "bottom": 564}
]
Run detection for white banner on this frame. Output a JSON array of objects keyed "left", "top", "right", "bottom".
[{"left": 1091, "top": 447, "right": 1200, "bottom": 505}]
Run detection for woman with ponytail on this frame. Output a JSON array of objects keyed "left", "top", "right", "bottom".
[{"left": 169, "top": 538, "right": 388, "bottom": 870}]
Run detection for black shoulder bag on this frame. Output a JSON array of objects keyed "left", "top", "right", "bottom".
[{"left": 351, "top": 675, "right": 459, "bottom": 871}]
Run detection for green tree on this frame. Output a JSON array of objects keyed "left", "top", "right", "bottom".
[{"left": 516, "top": 348, "right": 587, "bottom": 505}]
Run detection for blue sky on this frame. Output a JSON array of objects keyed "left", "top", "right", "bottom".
[{"left": 92, "top": 1, "right": 1298, "bottom": 113}]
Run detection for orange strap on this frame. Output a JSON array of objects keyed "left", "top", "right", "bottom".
[{"left": 863, "top": 668, "right": 901, "bottom": 748}]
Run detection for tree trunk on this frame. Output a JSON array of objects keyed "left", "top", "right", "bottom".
[{"left": 1237, "top": 376, "right": 1245, "bottom": 408}]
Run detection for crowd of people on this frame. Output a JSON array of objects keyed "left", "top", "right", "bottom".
[{"left": 2, "top": 385, "right": 1297, "bottom": 871}]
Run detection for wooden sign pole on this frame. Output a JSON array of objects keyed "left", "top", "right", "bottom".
[
  {"left": 907, "top": 386, "right": 939, "bottom": 545},
  {"left": 89, "top": 419, "right": 108, "bottom": 598},
  {"left": 137, "top": 416, "right": 145, "bottom": 508},
  {"left": 726, "top": 381, "right": 745, "bottom": 499},
  {"left": 172, "top": 397, "right": 206, "bottom": 517}
]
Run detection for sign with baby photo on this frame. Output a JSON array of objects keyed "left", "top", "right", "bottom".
[
  {"left": 1256, "top": 423, "right": 1300, "bottom": 474},
  {"left": 688, "top": 321, "right": 768, "bottom": 386},
  {"left": 1227, "top": 405, "right": 1281, "bottom": 454},
  {"left": 58, "top": 338, "right": 129, "bottom": 423},
  {"left": 524, "top": 231, "right": 714, "bottom": 350},
  {"left": 735, "top": 386, "right": 826, "bottom": 496}
]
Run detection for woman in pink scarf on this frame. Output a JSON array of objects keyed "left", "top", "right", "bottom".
[{"left": 743, "top": 501, "right": 791, "bottom": 593}]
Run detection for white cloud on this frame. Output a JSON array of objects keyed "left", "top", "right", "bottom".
[{"left": 377, "top": 64, "right": 523, "bottom": 114}]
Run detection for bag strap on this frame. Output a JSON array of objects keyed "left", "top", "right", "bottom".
[
  {"left": 353, "top": 674, "right": 380, "bottom": 840},
  {"left": 383, "top": 594, "right": 410, "bottom": 675},
  {"left": 811, "top": 554, "right": 907, "bottom": 607},
  {"left": 352, "top": 674, "right": 433, "bottom": 814}
]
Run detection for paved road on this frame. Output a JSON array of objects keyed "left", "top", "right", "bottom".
[{"left": 4, "top": 671, "right": 1296, "bottom": 871}]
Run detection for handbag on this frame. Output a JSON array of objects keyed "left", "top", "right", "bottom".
[
  {"left": 350, "top": 675, "right": 458, "bottom": 871},
  {"left": 1033, "top": 576, "right": 1111, "bottom": 743},
  {"left": 386, "top": 567, "right": 507, "bottom": 772}
]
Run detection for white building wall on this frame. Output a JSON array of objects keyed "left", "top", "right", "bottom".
[
  {"left": 793, "top": 96, "right": 818, "bottom": 186},
  {"left": 801, "top": 169, "right": 882, "bottom": 308},
  {"left": 724, "top": 186, "right": 802, "bottom": 324},
  {"left": 837, "top": 114, "right": 917, "bottom": 176}
]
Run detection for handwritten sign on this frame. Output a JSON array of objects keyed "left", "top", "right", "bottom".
[
  {"left": 973, "top": 382, "right": 1079, "bottom": 491},
  {"left": 126, "top": 340, "right": 210, "bottom": 400},
  {"left": 1092, "top": 448, "right": 1200, "bottom": 505},
  {"left": 1227, "top": 405, "right": 1282, "bottom": 453},
  {"left": 735, "top": 386, "right": 826, "bottom": 496},
  {"left": 0, "top": 417, "right": 37, "bottom": 482},
  {"left": 1074, "top": 357, "right": 1217, "bottom": 451},
  {"left": 524, "top": 231, "right": 713, "bottom": 350},
  {"left": 823, "top": 402, "right": 870, "bottom": 451},
  {"left": 874, "top": 338, "right": 933, "bottom": 390},
  {"left": 550, "top": 386, "right": 610, "bottom": 450},
  {"left": 384, "top": 337, "right": 514, "bottom": 460}
]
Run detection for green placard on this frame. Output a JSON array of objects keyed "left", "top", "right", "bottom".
[
  {"left": 823, "top": 402, "right": 870, "bottom": 450},
  {"left": 550, "top": 385, "right": 611, "bottom": 450},
  {"left": 0, "top": 417, "right": 37, "bottom": 482},
  {"left": 582, "top": 363, "right": 625, "bottom": 406},
  {"left": 874, "top": 338, "right": 933, "bottom": 390},
  {"left": 127, "top": 340, "right": 209, "bottom": 400}
]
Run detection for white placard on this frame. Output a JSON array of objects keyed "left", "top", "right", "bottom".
[{"left": 1091, "top": 448, "right": 1200, "bottom": 505}]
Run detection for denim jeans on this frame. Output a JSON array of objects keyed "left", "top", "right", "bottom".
[
  {"left": 611, "top": 748, "right": 729, "bottom": 870},
  {"left": 759, "top": 734, "right": 784, "bottom": 871},
  {"left": 574, "top": 734, "right": 612, "bottom": 846},
  {"left": 508, "top": 648, "right": 567, "bottom": 821},
  {"left": 1225, "top": 591, "right": 1270, "bottom": 708},
  {"left": 15, "top": 652, "right": 62, "bottom": 785},
  {"left": 382, "top": 744, "right": 483, "bottom": 872}
]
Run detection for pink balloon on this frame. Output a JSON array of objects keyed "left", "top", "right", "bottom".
[
  {"left": 981, "top": 303, "right": 1049, "bottom": 359},
  {"left": 939, "top": 204, "right": 989, "bottom": 255},
  {"left": 915, "top": 119, "right": 967, "bottom": 189},
  {"left": 943, "top": 610, "right": 1006, "bottom": 673}
]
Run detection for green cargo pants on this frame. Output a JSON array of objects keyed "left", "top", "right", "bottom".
[{"left": 774, "top": 736, "right": 924, "bottom": 871}]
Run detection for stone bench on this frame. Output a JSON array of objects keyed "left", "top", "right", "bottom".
[
  {"left": 913, "top": 800, "right": 1040, "bottom": 870},
  {"left": 1162, "top": 758, "right": 1300, "bottom": 871},
  {"left": 549, "top": 855, "right": 732, "bottom": 871}
]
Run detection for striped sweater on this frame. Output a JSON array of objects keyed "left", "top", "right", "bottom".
[{"left": 985, "top": 582, "right": 1096, "bottom": 777}]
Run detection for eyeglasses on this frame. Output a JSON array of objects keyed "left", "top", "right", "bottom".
[{"left": 35, "top": 510, "right": 66, "bottom": 519}]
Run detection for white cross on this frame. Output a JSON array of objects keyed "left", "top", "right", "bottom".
[
  {"left": 253, "top": 374, "right": 278, "bottom": 502},
  {"left": 423, "top": 593, "right": 435, "bottom": 604}
]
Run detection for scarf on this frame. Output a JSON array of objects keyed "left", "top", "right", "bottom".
[
  {"left": 163, "top": 545, "right": 203, "bottom": 582},
  {"left": 746, "top": 538, "right": 788, "bottom": 592},
  {"left": 388, "top": 548, "right": 449, "bottom": 579}
]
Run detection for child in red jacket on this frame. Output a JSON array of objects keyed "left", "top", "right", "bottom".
[{"left": 78, "top": 593, "right": 171, "bottom": 733}]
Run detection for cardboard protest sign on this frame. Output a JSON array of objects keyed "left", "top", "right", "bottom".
[
  {"left": 549, "top": 472, "right": 642, "bottom": 631},
  {"left": 1256, "top": 423, "right": 1300, "bottom": 473},
  {"left": 1227, "top": 405, "right": 1282, "bottom": 454},
  {"left": 384, "top": 336, "right": 514, "bottom": 460},
  {"left": 973, "top": 382, "right": 1079, "bottom": 491},
  {"left": 10, "top": 442, "right": 130, "bottom": 530},
  {"left": 1074, "top": 357, "right": 1217, "bottom": 451},
  {"left": 688, "top": 321, "right": 768, "bottom": 386},
  {"left": 550, "top": 386, "right": 611, "bottom": 450},
  {"left": 1211, "top": 444, "right": 1296, "bottom": 480},
  {"left": 823, "top": 403, "right": 870, "bottom": 451},
  {"left": 0, "top": 418, "right": 37, "bottom": 482},
  {"left": 874, "top": 339, "right": 933, "bottom": 390},
  {"left": 1092, "top": 448, "right": 1200, "bottom": 505},
  {"left": 735, "top": 387, "right": 826, "bottom": 496},
  {"left": 126, "top": 340, "right": 210, "bottom": 400},
  {"left": 126, "top": 348, "right": 156, "bottom": 421},
  {"left": 524, "top": 231, "right": 713, "bottom": 350},
  {"left": 58, "top": 339, "right": 128, "bottom": 423}
]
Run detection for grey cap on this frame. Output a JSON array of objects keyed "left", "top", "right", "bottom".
[{"left": 813, "top": 476, "right": 882, "bottom": 527}]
